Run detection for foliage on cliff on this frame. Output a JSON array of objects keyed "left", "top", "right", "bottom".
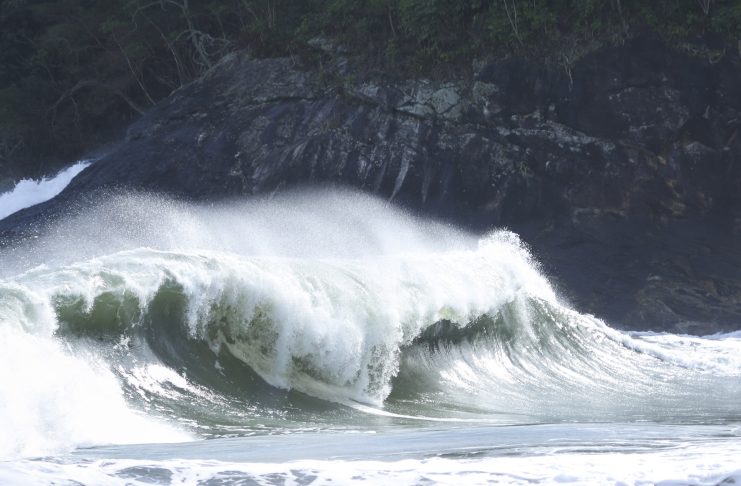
[{"left": 1, "top": 0, "right": 739, "bottom": 178}]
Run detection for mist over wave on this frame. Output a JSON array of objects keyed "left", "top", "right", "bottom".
[
  {"left": 1, "top": 190, "right": 740, "bottom": 460},
  {"left": 0, "top": 160, "right": 90, "bottom": 221}
]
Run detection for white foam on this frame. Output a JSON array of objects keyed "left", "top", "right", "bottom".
[
  {"left": 0, "top": 326, "right": 189, "bottom": 459},
  {"left": 0, "top": 160, "right": 90, "bottom": 220},
  {"left": 630, "top": 331, "right": 741, "bottom": 375},
  {"left": 3, "top": 441, "right": 741, "bottom": 486}
]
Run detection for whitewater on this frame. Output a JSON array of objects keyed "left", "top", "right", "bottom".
[
  {"left": 0, "top": 160, "right": 90, "bottom": 220},
  {"left": 1, "top": 188, "right": 740, "bottom": 485}
]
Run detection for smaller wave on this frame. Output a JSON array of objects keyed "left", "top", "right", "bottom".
[{"left": 0, "top": 160, "right": 90, "bottom": 221}]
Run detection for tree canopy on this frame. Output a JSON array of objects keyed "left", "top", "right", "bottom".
[{"left": 1, "top": 0, "right": 739, "bottom": 178}]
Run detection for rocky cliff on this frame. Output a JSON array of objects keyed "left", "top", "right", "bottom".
[{"left": 2, "top": 35, "right": 740, "bottom": 333}]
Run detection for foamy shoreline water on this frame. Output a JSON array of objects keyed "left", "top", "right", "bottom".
[{"left": 2, "top": 423, "right": 740, "bottom": 485}]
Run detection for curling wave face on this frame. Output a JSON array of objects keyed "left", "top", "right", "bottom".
[{"left": 1, "top": 191, "right": 740, "bottom": 459}]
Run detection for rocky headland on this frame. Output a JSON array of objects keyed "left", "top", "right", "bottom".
[{"left": 1, "top": 35, "right": 740, "bottom": 333}]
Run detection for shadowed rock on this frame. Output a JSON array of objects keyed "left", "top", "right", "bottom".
[{"left": 2, "top": 35, "right": 740, "bottom": 333}]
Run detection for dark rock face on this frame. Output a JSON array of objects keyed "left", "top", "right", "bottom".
[{"left": 2, "top": 35, "right": 740, "bottom": 333}]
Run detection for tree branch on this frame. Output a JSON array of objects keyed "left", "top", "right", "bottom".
[{"left": 49, "top": 79, "right": 147, "bottom": 116}]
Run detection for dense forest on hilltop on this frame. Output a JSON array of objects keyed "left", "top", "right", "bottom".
[{"left": 1, "top": 0, "right": 740, "bottom": 180}]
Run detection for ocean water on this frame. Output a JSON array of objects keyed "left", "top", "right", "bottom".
[{"left": 0, "top": 191, "right": 739, "bottom": 485}]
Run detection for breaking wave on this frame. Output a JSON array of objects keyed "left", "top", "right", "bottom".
[
  {"left": 0, "top": 160, "right": 90, "bottom": 221},
  {"left": 1, "top": 190, "right": 740, "bottom": 459}
]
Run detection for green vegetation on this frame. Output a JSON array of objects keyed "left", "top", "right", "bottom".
[{"left": 1, "top": 0, "right": 739, "bottom": 177}]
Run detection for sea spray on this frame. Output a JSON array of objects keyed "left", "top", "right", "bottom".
[{"left": 0, "top": 160, "right": 90, "bottom": 221}]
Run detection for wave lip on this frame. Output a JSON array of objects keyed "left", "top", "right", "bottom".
[{"left": 0, "top": 160, "right": 90, "bottom": 221}]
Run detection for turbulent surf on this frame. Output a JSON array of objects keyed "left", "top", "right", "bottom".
[{"left": 1, "top": 190, "right": 740, "bottom": 484}]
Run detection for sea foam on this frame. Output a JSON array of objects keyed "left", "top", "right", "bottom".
[{"left": 0, "top": 160, "right": 89, "bottom": 221}]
